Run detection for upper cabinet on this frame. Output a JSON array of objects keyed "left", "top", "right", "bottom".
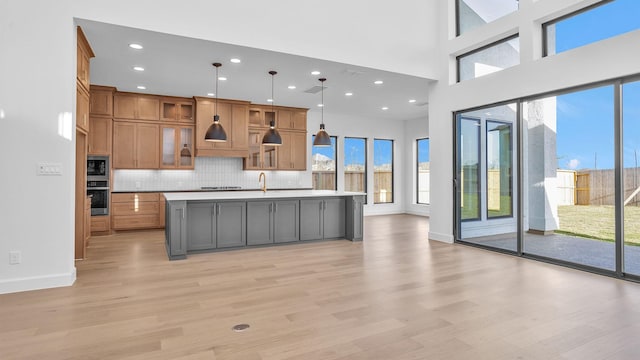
[
  {"left": 194, "top": 97, "right": 249, "bottom": 158},
  {"left": 90, "top": 85, "right": 115, "bottom": 117},
  {"left": 76, "top": 86, "right": 90, "bottom": 133},
  {"left": 76, "top": 27, "right": 94, "bottom": 94},
  {"left": 114, "top": 93, "right": 160, "bottom": 120},
  {"left": 161, "top": 97, "right": 194, "bottom": 123},
  {"left": 248, "top": 105, "right": 307, "bottom": 131}
]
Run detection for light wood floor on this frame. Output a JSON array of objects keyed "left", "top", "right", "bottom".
[{"left": 2, "top": 214, "right": 640, "bottom": 359}]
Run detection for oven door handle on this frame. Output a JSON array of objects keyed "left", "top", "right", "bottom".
[{"left": 87, "top": 187, "right": 110, "bottom": 190}]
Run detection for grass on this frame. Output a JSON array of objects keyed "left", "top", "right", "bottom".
[{"left": 557, "top": 205, "right": 640, "bottom": 245}]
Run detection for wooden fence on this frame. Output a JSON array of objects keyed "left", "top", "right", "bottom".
[
  {"left": 575, "top": 168, "right": 640, "bottom": 206},
  {"left": 312, "top": 170, "right": 393, "bottom": 203}
]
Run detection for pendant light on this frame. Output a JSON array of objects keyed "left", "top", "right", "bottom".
[
  {"left": 205, "top": 62, "right": 227, "bottom": 142},
  {"left": 262, "top": 70, "right": 283, "bottom": 146},
  {"left": 313, "top": 78, "right": 331, "bottom": 147}
]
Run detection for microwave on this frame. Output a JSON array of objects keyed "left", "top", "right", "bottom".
[{"left": 87, "top": 156, "right": 109, "bottom": 181}]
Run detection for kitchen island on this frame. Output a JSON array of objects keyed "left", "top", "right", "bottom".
[{"left": 164, "top": 190, "right": 365, "bottom": 260}]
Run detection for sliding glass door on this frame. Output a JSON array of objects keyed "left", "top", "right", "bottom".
[
  {"left": 624, "top": 80, "right": 640, "bottom": 276},
  {"left": 455, "top": 103, "right": 517, "bottom": 252},
  {"left": 522, "top": 85, "right": 615, "bottom": 271}
]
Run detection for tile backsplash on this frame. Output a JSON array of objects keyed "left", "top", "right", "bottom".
[{"left": 113, "top": 157, "right": 311, "bottom": 191}]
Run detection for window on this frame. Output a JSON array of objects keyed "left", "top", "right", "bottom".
[
  {"left": 344, "top": 137, "right": 367, "bottom": 194},
  {"left": 457, "top": 0, "right": 518, "bottom": 35},
  {"left": 457, "top": 117, "right": 481, "bottom": 220},
  {"left": 457, "top": 35, "right": 520, "bottom": 82},
  {"left": 486, "top": 121, "right": 512, "bottom": 218},
  {"left": 312, "top": 135, "right": 337, "bottom": 190},
  {"left": 416, "top": 138, "right": 430, "bottom": 204},
  {"left": 544, "top": 0, "right": 640, "bottom": 56},
  {"left": 374, "top": 139, "right": 393, "bottom": 203}
]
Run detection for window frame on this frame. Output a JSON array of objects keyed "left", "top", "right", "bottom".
[
  {"left": 485, "top": 120, "right": 513, "bottom": 219},
  {"left": 311, "top": 135, "right": 338, "bottom": 191},
  {"left": 456, "top": 33, "right": 520, "bottom": 83},
  {"left": 455, "top": 0, "right": 519, "bottom": 37},
  {"left": 542, "top": 0, "right": 616, "bottom": 57},
  {"left": 373, "top": 138, "right": 394, "bottom": 204},
  {"left": 416, "top": 138, "right": 430, "bottom": 205},
  {"left": 344, "top": 137, "right": 368, "bottom": 202}
]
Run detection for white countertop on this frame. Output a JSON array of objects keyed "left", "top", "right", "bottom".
[{"left": 163, "top": 190, "right": 366, "bottom": 201}]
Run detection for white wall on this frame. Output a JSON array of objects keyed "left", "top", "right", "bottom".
[
  {"left": 1, "top": 0, "right": 427, "bottom": 293},
  {"left": 403, "top": 117, "right": 430, "bottom": 216},
  {"left": 428, "top": 0, "right": 640, "bottom": 243}
]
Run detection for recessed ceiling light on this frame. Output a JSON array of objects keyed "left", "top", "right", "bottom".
[
  {"left": 230, "top": 58, "right": 241, "bottom": 63},
  {"left": 311, "top": 71, "right": 321, "bottom": 75},
  {"left": 137, "top": 85, "right": 146, "bottom": 90},
  {"left": 133, "top": 66, "right": 145, "bottom": 72},
  {"left": 267, "top": 99, "right": 273, "bottom": 102},
  {"left": 374, "top": 80, "right": 384, "bottom": 85},
  {"left": 381, "top": 106, "right": 389, "bottom": 110},
  {"left": 129, "top": 43, "right": 143, "bottom": 50},
  {"left": 345, "top": 92, "right": 353, "bottom": 96},
  {"left": 218, "top": 77, "right": 227, "bottom": 81},
  {"left": 288, "top": 85, "right": 296, "bottom": 90},
  {"left": 409, "top": 99, "right": 417, "bottom": 103},
  {"left": 317, "top": 104, "right": 324, "bottom": 107},
  {"left": 207, "top": 93, "right": 215, "bottom": 97}
]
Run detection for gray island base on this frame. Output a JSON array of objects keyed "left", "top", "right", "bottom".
[{"left": 164, "top": 190, "right": 365, "bottom": 260}]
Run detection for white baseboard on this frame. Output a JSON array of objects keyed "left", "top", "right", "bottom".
[
  {"left": 428, "top": 231, "right": 454, "bottom": 244},
  {"left": 405, "top": 210, "right": 430, "bottom": 217},
  {"left": 0, "top": 268, "right": 76, "bottom": 294}
]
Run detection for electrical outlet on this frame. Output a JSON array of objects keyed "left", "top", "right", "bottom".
[{"left": 9, "top": 251, "right": 21, "bottom": 265}]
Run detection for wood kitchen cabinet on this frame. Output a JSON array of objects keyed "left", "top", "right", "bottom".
[
  {"left": 161, "top": 125, "right": 194, "bottom": 169},
  {"left": 76, "top": 86, "right": 90, "bottom": 133},
  {"left": 113, "top": 121, "right": 159, "bottom": 169},
  {"left": 300, "top": 198, "right": 345, "bottom": 241},
  {"left": 161, "top": 97, "right": 194, "bottom": 123},
  {"left": 186, "top": 202, "right": 246, "bottom": 250},
  {"left": 111, "top": 192, "right": 164, "bottom": 230},
  {"left": 249, "top": 105, "right": 307, "bottom": 130},
  {"left": 88, "top": 116, "right": 112, "bottom": 155},
  {"left": 244, "top": 127, "right": 278, "bottom": 170},
  {"left": 114, "top": 92, "right": 160, "bottom": 120},
  {"left": 247, "top": 200, "right": 299, "bottom": 245},
  {"left": 194, "top": 97, "right": 249, "bottom": 157},
  {"left": 90, "top": 85, "right": 115, "bottom": 117},
  {"left": 76, "top": 27, "right": 94, "bottom": 93},
  {"left": 278, "top": 130, "right": 307, "bottom": 170},
  {"left": 91, "top": 215, "right": 111, "bottom": 235}
]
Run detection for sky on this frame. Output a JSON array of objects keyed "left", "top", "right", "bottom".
[{"left": 553, "top": 0, "right": 640, "bottom": 170}]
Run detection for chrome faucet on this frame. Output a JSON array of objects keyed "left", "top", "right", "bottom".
[{"left": 259, "top": 172, "right": 267, "bottom": 192}]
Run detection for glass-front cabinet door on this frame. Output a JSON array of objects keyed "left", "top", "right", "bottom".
[{"left": 161, "top": 126, "right": 194, "bottom": 169}]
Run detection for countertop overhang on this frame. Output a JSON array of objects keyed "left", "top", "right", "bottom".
[{"left": 163, "top": 190, "right": 366, "bottom": 201}]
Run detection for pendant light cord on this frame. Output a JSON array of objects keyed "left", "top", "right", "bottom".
[
  {"left": 271, "top": 72, "right": 275, "bottom": 119},
  {"left": 321, "top": 80, "right": 324, "bottom": 126},
  {"left": 215, "top": 65, "right": 219, "bottom": 118}
]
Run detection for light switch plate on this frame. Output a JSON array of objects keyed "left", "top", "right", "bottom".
[{"left": 37, "top": 163, "right": 62, "bottom": 176}]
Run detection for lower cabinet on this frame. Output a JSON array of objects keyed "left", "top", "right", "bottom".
[
  {"left": 300, "top": 198, "right": 345, "bottom": 241},
  {"left": 111, "top": 192, "right": 164, "bottom": 230},
  {"left": 247, "top": 200, "right": 299, "bottom": 245},
  {"left": 187, "top": 202, "right": 246, "bottom": 250}
]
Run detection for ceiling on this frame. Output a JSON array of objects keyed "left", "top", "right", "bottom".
[{"left": 78, "top": 19, "right": 433, "bottom": 122}]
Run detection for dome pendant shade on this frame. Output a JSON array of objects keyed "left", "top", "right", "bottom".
[
  {"left": 262, "top": 120, "right": 282, "bottom": 145},
  {"left": 206, "top": 62, "right": 227, "bottom": 142},
  {"left": 313, "top": 124, "right": 331, "bottom": 147},
  {"left": 205, "top": 115, "right": 227, "bottom": 142}
]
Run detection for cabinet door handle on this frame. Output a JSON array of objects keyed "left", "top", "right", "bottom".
[
  {"left": 269, "top": 203, "right": 272, "bottom": 213},
  {"left": 217, "top": 204, "right": 221, "bottom": 215},
  {"left": 319, "top": 202, "right": 323, "bottom": 211},
  {"left": 274, "top": 203, "right": 277, "bottom": 213}
]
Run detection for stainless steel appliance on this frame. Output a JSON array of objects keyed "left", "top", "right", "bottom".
[
  {"left": 87, "top": 156, "right": 110, "bottom": 216},
  {"left": 87, "top": 156, "right": 109, "bottom": 181}
]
